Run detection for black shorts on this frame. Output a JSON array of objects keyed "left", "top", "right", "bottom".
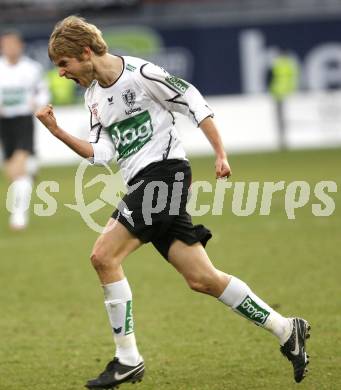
[
  {"left": 112, "top": 159, "right": 212, "bottom": 260},
  {"left": 0, "top": 115, "right": 34, "bottom": 160}
]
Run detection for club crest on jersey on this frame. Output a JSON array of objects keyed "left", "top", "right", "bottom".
[
  {"left": 122, "top": 89, "right": 136, "bottom": 108},
  {"left": 91, "top": 103, "right": 100, "bottom": 121}
]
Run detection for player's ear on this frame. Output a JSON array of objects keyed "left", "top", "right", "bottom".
[{"left": 81, "top": 47, "right": 92, "bottom": 60}]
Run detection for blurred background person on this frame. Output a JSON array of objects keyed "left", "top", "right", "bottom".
[
  {"left": 47, "top": 67, "right": 77, "bottom": 106},
  {"left": 269, "top": 49, "right": 299, "bottom": 150},
  {"left": 0, "top": 31, "right": 49, "bottom": 230}
]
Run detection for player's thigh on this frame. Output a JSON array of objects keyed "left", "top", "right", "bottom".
[{"left": 91, "top": 218, "right": 142, "bottom": 266}]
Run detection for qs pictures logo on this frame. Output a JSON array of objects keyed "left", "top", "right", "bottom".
[{"left": 64, "top": 160, "right": 134, "bottom": 233}]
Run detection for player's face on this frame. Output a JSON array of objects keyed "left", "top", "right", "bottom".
[
  {"left": 0, "top": 34, "right": 23, "bottom": 64},
  {"left": 55, "top": 56, "right": 93, "bottom": 88}
]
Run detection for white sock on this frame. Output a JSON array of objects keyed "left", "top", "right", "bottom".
[
  {"left": 103, "top": 278, "right": 141, "bottom": 365},
  {"left": 218, "top": 276, "right": 292, "bottom": 345},
  {"left": 6, "top": 175, "right": 33, "bottom": 227},
  {"left": 26, "top": 156, "right": 39, "bottom": 177}
]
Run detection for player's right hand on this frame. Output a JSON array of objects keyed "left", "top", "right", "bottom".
[{"left": 35, "top": 104, "right": 58, "bottom": 134}]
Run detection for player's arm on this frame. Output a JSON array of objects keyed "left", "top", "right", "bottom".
[
  {"left": 138, "top": 63, "right": 213, "bottom": 127},
  {"left": 36, "top": 104, "right": 93, "bottom": 158},
  {"left": 199, "top": 116, "right": 231, "bottom": 178},
  {"left": 138, "top": 63, "right": 231, "bottom": 178}
]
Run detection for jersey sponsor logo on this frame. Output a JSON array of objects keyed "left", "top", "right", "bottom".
[
  {"left": 125, "top": 107, "right": 142, "bottom": 115},
  {"left": 165, "top": 75, "right": 189, "bottom": 94},
  {"left": 236, "top": 295, "right": 270, "bottom": 325},
  {"left": 2, "top": 87, "right": 26, "bottom": 106},
  {"left": 122, "top": 89, "right": 136, "bottom": 108},
  {"left": 125, "top": 300, "right": 134, "bottom": 335},
  {"left": 107, "top": 110, "right": 153, "bottom": 160},
  {"left": 126, "top": 63, "right": 136, "bottom": 72}
]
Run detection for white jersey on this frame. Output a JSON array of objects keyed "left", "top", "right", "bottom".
[
  {"left": 85, "top": 56, "right": 213, "bottom": 184},
  {"left": 0, "top": 56, "right": 49, "bottom": 118}
]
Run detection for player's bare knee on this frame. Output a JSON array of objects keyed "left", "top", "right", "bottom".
[
  {"left": 187, "top": 278, "right": 205, "bottom": 293},
  {"left": 90, "top": 248, "right": 109, "bottom": 271},
  {"left": 7, "top": 153, "right": 28, "bottom": 179},
  {"left": 5, "top": 162, "right": 18, "bottom": 181},
  {"left": 90, "top": 246, "right": 122, "bottom": 274},
  {"left": 187, "top": 274, "right": 215, "bottom": 295},
  {"left": 7, "top": 165, "right": 25, "bottom": 180},
  {"left": 90, "top": 251, "right": 101, "bottom": 271},
  {"left": 187, "top": 268, "right": 226, "bottom": 296}
]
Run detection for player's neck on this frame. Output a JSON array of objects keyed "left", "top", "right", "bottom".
[
  {"left": 93, "top": 54, "right": 123, "bottom": 87},
  {"left": 6, "top": 56, "right": 21, "bottom": 65}
]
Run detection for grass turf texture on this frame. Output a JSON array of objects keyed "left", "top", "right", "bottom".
[{"left": 0, "top": 148, "right": 340, "bottom": 390}]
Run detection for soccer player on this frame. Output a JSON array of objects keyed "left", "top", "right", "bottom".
[
  {"left": 36, "top": 16, "right": 310, "bottom": 389},
  {"left": 0, "top": 31, "right": 49, "bottom": 230}
]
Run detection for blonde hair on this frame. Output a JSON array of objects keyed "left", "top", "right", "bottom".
[{"left": 48, "top": 16, "right": 108, "bottom": 61}]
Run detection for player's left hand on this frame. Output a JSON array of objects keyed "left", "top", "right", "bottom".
[{"left": 215, "top": 156, "right": 232, "bottom": 179}]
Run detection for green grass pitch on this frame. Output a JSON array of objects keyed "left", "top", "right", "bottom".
[{"left": 0, "top": 148, "right": 340, "bottom": 389}]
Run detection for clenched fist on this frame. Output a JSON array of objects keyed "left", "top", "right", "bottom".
[
  {"left": 215, "top": 156, "right": 232, "bottom": 179},
  {"left": 36, "top": 104, "right": 59, "bottom": 134}
]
